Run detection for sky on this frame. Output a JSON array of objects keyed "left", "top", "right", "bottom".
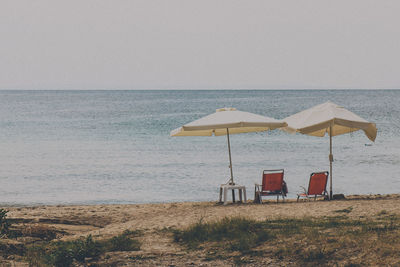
[{"left": 1, "top": 1, "right": 399, "bottom": 90}]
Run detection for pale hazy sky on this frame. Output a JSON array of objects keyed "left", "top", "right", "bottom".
[{"left": 1, "top": 1, "right": 399, "bottom": 90}]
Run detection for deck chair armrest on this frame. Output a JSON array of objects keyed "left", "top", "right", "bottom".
[{"left": 299, "top": 186, "right": 307, "bottom": 194}]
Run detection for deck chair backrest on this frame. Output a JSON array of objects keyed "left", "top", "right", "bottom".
[
  {"left": 262, "top": 169, "right": 284, "bottom": 192},
  {"left": 308, "top": 172, "right": 329, "bottom": 195}
]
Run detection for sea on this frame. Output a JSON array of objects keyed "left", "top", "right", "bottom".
[{"left": 0, "top": 90, "right": 399, "bottom": 205}]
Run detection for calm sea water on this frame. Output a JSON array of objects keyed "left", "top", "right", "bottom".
[{"left": 0, "top": 90, "right": 399, "bottom": 205}]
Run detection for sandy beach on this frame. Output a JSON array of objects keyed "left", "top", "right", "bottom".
[
  {"left": 1, "top": 194, "right": 400, "bottom": 266},
  {"left": 2, "top": 0, "right": 399, "bottom": 265}
]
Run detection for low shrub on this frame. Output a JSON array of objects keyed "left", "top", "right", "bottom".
[
  {"left": 0, "top": 208, "right": 10, "bottom": 236},
  {"left": 0, "top": 242, "right": 26, "bottom": 257},
  {"left": 27, "top": 235, "right": 102, "bottom": 267},
  {"left": 26, "top": 231, "right": 141, "bottom": 267},
  {"left": 106, "top": 230, "right": 141, "bottom": 252},
  {"left": 301, "top": 247, "right": 328, "bottom": 262},
  {"left": 174, "top": 217, "right": 274, "bottom": 252}
]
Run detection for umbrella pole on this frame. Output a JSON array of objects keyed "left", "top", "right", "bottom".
[
  {"left": 329, "top": 126, "right": 333, "bottom": 200},
  {"left": 226, "top": 128, "right": 235, "bottom": 202},
  {"left": 226, "top": 128, "right": 234, "bottom": 184}
]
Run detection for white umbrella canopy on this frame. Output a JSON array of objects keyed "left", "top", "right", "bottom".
[
  {"left": 171, "top": 108, "right": 287, "bottom": 185},
  {"left": 282, "top": 101, "right": 377, "bottom": 141},
  {"left": 171, "top": 107, "right": 286, "bottom": 137},
  {"left": 282, "top": 101, "right": 377, "bottom": 199}
]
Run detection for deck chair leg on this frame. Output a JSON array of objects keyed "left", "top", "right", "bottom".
[
  {"left": 239, "top": 189, "right": 243, "bottom": 203},
  {"left": 219, "top": 187, "right": 223, "bottom": 203},
  {"left": 277, "top": 195, "right": 279, "bottom": 203},
  {"left": 232, "top": 189, "right": 235, "bottom": 203}
]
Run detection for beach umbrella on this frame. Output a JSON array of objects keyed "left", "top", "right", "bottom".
[
  {"left": 171, "top": 108, "right": 287, "bottom": 185},
  {"left": 282, "top": 101, "right": 377, "bottom": 199}
]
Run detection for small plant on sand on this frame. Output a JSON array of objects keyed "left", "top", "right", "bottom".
[
  {"left": 27, "top": 235, "right": 103, "bottom": 266},
  {"left": 377, "top": 210, "right": 388, "bottom": 216},
  {"left": 174, "top": 217, "right": 274, "bottom": 252},
  {"left": 301, "top": 246, "right": 328, "bottom": 263},
  {"left": 0, "top": 209, "right": 10, "bottom": 236},
  {"left": 26, "top": 231, "right": 141, "bottom": 267},
  {"left": 106, "top": 230, "right": 141, "bottom": 251},
  {"left": 334, "top": 206, "right": 353, "bottom": 213}
]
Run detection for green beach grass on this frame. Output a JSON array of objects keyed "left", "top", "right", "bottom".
[{"left": 173, "top": 213, "right": 400, "bottom": 266}]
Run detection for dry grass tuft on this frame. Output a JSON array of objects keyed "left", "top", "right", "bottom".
[{"left": 21, "top": 224, "right": 58, "bottom": 240}]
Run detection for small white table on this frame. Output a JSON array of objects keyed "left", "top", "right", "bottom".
[{"left": 219, "top": 184, "right": 247, "bottom": 205}]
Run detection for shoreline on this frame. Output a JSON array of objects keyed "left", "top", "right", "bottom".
[{"left": 1, "top": 192, "right": 397, "bottom": 208}]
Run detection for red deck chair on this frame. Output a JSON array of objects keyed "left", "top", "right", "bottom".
[
  {"left": 297, "top": 171, "right": 329, "bottom": 201},
  {"left": 255, "top": 169, "right": 287, "bottom": 203}
]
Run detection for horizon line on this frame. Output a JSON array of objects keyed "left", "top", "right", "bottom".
[{"left": 0, "top": 88, "right": 399, "bottom": 91}]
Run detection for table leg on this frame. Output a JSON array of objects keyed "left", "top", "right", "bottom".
[
  {"left": 243, "top": 188, "right": 247, "bottom": 203},
  {"left": 223, "top": 187, "right": 228, "bottom": 205},
  {"left": 219, "top": 187, "right": 223, "bottom": 203}
]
